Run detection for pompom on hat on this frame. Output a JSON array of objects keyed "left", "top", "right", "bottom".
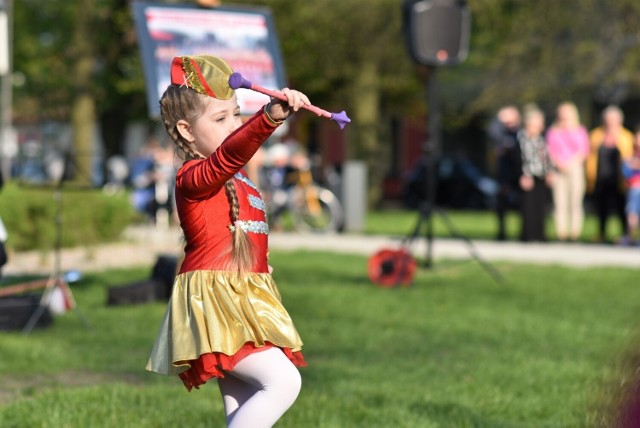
[{"left": 170, "top": 55, "right": 235, "bottom": 100}]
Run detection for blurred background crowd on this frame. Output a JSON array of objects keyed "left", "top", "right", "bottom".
[{"left": 485, "top": 102, "right": 640, "bottom": 246}]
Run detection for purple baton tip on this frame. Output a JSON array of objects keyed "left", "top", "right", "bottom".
[
  {"left": 228, "top": 73, "right": 251, "bottom": 90},
  {"left": 331, "top": 111, "right": 351, "bottom": 129}
]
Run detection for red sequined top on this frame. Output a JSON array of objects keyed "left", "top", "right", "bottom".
[{"left": 175, "top": 110, "right": 277, "bottom": 274}]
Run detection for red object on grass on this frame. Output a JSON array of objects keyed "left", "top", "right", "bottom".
[{"left": 367, "top": 248, "right": 417, "bottom": 287}]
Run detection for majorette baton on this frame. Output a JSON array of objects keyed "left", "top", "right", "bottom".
[{"left": 228, "top": 72, "right": 351, "bottom": 129}]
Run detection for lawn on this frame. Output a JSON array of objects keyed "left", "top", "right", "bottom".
[
  {"left": 0, "top": 250, "right": 639, "bottom": 427},
  {"left": 364, "top": 209, "right": 625, "bottom": 243}
]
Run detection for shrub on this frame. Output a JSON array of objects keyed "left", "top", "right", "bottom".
[{"left": 0, "top": 182, "right": 137, "bottom": 252}]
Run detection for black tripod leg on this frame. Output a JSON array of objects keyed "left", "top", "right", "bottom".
[
  {"left": 68, "top": 282, "right": 92, "bottom": 330},
  {"left": 72, "top": 305, "right": 92, "bottom": 330},
  {"left": 22, "top": 303, "right": 49, "bottom": 334},
  {"left": 435, "top": 207, "right": 508, "bottom": 286},
  {"left": 404, "top": 203, "right": 428, "bottom": 247},
  {"left": 21, "top": 277, "right": 56, "bottom": 335}
]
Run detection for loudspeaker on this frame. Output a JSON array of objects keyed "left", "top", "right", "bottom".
[
  {"left": 150, "top": 254, "right": 179, "bottom": 300},
  {"left": 0, "top": 295, "right": 53, "bottom": 331},
  {"left": 403, "top": 0, "right": 470, "bottom": 66},
  {"left": 107, "top": 280, "right": 160, "bottom": 306}
]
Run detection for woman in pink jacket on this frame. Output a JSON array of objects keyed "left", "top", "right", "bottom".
[{"left": 546, "top": 102, "right": 590, "bottom": 241}]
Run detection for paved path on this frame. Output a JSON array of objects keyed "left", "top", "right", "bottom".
[
  {"left": 2, "top": 226, "right": 638, "bottom": 277},
  {"left": 270, "top": 233, "right": 640, "bottom": 269}
]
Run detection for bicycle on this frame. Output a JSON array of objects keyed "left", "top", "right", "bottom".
[{"left": 262, "top": 166, "right": 343, "bottom": 233}]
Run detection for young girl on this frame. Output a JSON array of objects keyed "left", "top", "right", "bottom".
[{"left": 146, "top": 54, "right": 309, "bottom": 427}]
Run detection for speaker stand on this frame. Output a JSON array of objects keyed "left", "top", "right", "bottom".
[
  {"left": 22, "top": 182, "right": 91, "bottom": 334},
  {"left": 406, "top": 67, "right": 506, "bottom": 286}
]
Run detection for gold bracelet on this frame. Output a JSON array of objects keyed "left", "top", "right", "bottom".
[{"left": 264, "top": 103, "right": 285, "bottom": 126}]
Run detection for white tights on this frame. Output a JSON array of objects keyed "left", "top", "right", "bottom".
[{"left": 218, "top": 347, "right": 302, "bottom": 428}]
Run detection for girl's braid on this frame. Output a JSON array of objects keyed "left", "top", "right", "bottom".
[
  {"left": 159, "top": 85, "right": 205, "bottom": 161},
  {"left": 225, "top": 180, "right": 256, "bottom": 272}
]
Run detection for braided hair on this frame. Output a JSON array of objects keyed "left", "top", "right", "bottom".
[{"left": 160, "top": 84, "right": 256, "bottom": 272}]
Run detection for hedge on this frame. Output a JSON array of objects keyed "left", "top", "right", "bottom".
[{"left": 0, "top": 182, "right": 138, "bottom": 252}]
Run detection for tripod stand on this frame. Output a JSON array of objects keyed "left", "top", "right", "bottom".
[
  {"left": 22, "top": 166, "right": 91, "bottom": 334},
  {"left": 404, "top": 197, "right": 507, "bottom": 286},
  {"left": 404, "top": 68, "right": 506, "bottom": 286}
]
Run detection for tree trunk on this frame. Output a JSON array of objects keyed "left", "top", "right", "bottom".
[
  {"left": 70, "top": 0, "right": 96, "bottom": 187},
  {"left": 71, "top": 90, "right": 95, "bottom": 186}
]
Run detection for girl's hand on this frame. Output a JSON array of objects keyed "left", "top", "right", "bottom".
[{"left": 266, "top": 89, "right": 311, "bottom": 122}]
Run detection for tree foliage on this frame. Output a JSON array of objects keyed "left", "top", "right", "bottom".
[
  {"left": 450, "top": 0, "right": 640, "bottom": 118},
  {"left": 13, "top": 0, "right": 146, "bottom": 175},
  {"left": 13, "top": 0, "right": 144, "bottom": 122},
  {"left": 13, "top": 0, "right": 640, "bottom": 125}
]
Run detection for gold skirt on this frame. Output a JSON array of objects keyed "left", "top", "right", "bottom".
[{"left": 146, "top": 270, "right": 304, "bottom": 376}]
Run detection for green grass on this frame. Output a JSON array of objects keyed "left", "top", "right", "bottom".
[
  {"left": 364, "top": 209, "right": 625, "bottom": 243},
  {"left": 0, "top": 252, "right": 639, "bottom": 427}
]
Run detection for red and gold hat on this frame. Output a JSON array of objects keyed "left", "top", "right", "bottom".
[{"left": 170, "top": 55, "right": 235, "bottom": 100}]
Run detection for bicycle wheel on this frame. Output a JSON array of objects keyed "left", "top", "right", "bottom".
[{"left": 289, "top": 185, "right": 343, "bottom": 233}]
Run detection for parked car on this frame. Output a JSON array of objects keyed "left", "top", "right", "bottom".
[{"left": 402, "top": 154, "right": 498, "bottom": 210}]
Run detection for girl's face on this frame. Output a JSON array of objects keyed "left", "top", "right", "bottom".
[{"left": 188, "top": 94, "right": 242, "bottom": 158}]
